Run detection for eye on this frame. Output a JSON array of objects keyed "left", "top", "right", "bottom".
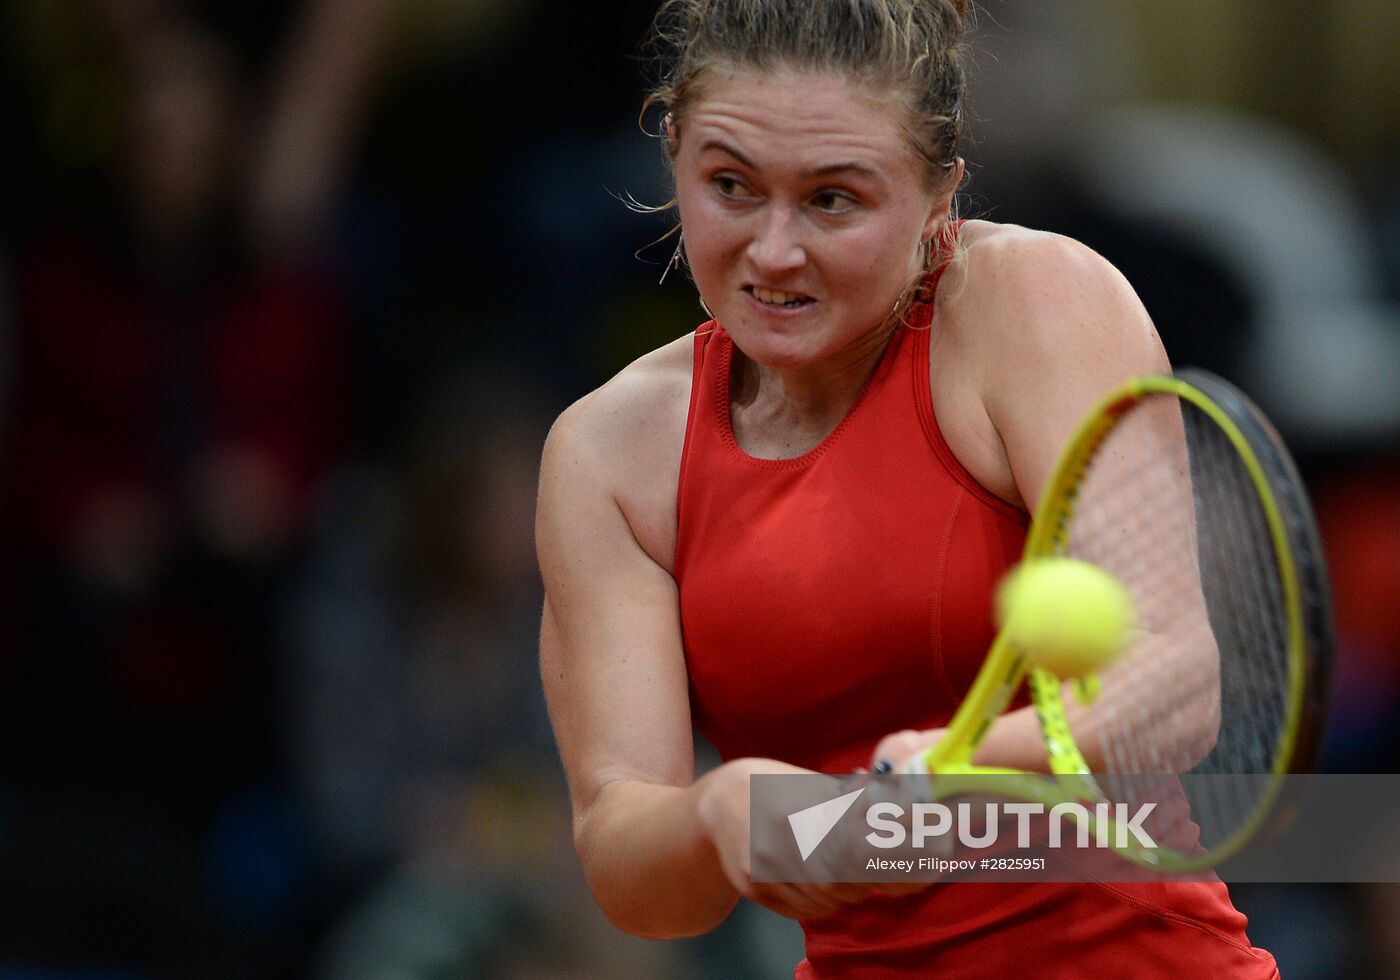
[
  {"left": 811, "top": 189, "right": 858, "bottom": 214},
  {"left": 712, "top": 173, "right": 753, "bottom": 199}
]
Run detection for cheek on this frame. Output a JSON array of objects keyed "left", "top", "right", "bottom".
[
  {"left": 676, "top": 194, "right": 740, "bottom": 285},
  {"left": 822, "top": 221, "right": 920, "bottom": 305}
]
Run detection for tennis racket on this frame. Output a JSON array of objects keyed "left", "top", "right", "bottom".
[{"left": 905, "top": 369, "right": 1333, "bottom": 872}]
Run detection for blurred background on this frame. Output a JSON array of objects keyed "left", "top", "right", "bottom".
[{"left": 0, "top": 0, "right": 1397, "bottom": 976}]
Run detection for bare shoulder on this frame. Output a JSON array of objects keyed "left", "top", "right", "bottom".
[
  {"left": 951, "top": 220, "right": 1166, "bottom": 368},
  {"left": 546, "top": 334, "right": 693, "bottom": 462},
  {"left": 541, "top": 332, "right": 697, "bottom": 571},
  {"left": 929, "top": 220, "right": 1169, "bottom": 511}
]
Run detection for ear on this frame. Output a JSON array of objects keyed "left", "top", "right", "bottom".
[{"left": 921, "top": 157, "right": 966, "bottom": 241}]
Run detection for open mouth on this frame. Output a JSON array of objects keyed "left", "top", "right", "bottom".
[{"left": 746, "top": 285, "right": 815, "bottom": 310}]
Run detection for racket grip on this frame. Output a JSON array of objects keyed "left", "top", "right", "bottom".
[{"left": 901, "top": 752, "right": 931, "bottom": 776}]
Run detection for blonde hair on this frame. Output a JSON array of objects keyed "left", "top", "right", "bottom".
[{"left": 642, "top": 0, "right": 970, "bottom": 193}]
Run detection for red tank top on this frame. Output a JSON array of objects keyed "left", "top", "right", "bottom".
[{"left": 673, "top": 255, "right": 1278, "bottom": 977}]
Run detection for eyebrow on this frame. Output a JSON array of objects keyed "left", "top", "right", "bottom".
[
  {"left": 700, "top": 140, "right": 758, "bottom": 169},
  {"left": 799, "top": 160, "right": 880, "bottom": 181},
  {"left": 699, "top": 139, "right": 881, "bottom": 182}
]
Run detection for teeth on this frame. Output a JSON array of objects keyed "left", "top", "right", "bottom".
[{"left": 753, "top": 287, "right": 808, "bottom": 307}]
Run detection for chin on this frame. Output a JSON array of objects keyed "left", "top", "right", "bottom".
[{"left": 722, "top": 318, "right": 827, "bottom": 370}]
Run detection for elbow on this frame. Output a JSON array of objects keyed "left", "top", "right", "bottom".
[
  {"left": 581, "top": 855, "right": 737, "bottom": 939},
  {"left": 599, "top": 901, "right": 734, "bottom": 941},
  {"left": 574, "top": 819, "right": 738, "bottom": 940}
]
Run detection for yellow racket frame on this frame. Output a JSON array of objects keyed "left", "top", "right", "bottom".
[{"left": 907, "top": 373, "right": 1310, "bottom": 872}]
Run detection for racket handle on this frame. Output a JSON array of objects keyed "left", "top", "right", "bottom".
[{"left": 901, "top": 752, "right": 932, "bottom": 776}]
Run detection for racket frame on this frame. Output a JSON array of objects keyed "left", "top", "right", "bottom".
[{"left": 907, "top": 372, "right": 1325, "bottom": 872}]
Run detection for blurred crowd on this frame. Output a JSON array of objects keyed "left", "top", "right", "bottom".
[{"left": 0, "top": 1, "right": 1396, "bottom": 977}]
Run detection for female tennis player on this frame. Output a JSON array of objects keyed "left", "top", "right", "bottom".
[{"left": 537, "top": 1, "right": 1278, "bottom": 974}]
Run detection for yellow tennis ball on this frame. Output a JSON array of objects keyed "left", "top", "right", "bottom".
[{"left": 996, "top": 558, "right": 1137, "bottom": 678}]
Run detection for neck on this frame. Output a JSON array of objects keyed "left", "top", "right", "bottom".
[{"left": 729, "top": 323, "right": 897, "bottom": 459}]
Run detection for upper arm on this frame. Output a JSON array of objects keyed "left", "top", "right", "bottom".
[
  {"left": 536, "top": 386, "right": 694, "bottom": 830},
  {"left": 977, "top": 232, "right": 1171, "bottom": 511}
]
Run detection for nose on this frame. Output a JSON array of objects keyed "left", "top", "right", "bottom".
[{"left": 745, "top": 206, "right": 806, "bottom": 276}]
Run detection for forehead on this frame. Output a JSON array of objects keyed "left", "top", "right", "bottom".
[{"left": 681, "top": 66, "right": 915, "bottom": 172}]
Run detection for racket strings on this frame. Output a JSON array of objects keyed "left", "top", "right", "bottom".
[
  {"left": 1068, "top": 397, "right": 1205, "bottom": 777},
  {"left": 1194, "top": 409, "right": 1289, "bottom": 777},
  {"left": 1057, "top": 395, "right": 1295, "bottom": 849},
  {"left": 1189, "top": 410, "right": 1288, "bottom": 838}
]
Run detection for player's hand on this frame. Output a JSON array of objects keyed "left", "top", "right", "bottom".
[
  {"left": 870, "top": 727, "right": 948, "bottom": 773},
  {"left": 695, "top": 757, "right": 927, "bottom": 920}
]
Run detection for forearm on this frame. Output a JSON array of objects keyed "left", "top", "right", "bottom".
[
  {"left": 973, "top": 628, "right": 1220, "bottom": 774},
  {"left": 575, "top": 775, "right": 738, "bottom": 939},
  {"left": 968, "top": 701, "right": 1058, "bottom": 771}
]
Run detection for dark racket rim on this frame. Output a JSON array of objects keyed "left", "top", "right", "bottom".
[{"left": 1172, "top": 368, "right": 1335, "bottom": 777}]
